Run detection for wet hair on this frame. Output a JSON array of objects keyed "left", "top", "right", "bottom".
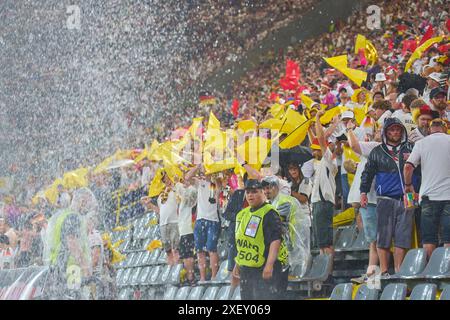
[
  {"left": 372, "top": 100, "right": 391, "bottom": 111},
  {"left": 410, "top": 98, "right": 428, "bottom": 110},
  {"left": 402, "top": 94, "right": 417, "bottom": 110},
  {"left": 373, "top": 91, "right": 385, "bottom": 98}
]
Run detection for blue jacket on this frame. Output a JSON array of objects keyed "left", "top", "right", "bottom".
[{"left": 360, "top": 118, "right": 420, "bottom": 199}]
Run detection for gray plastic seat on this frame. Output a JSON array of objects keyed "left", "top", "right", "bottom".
[
  {"left": 158, "top": 251, "right": 167, "bottom": 264},
  {"left": 334, "top": 226, "right": 357, "bottom": 251},
  {"left": 130, "top": 267, "right": 143, "bottom": 286},
  {"left": 202, "top": 286, "right": 220, "bottom": 300},
  {"left": 116, "top": 268, "right": 125, "bottom": 283},
  {"left": 119, "top": 288, "right": 132, "bottom": 300},
  {"left": 169, "top": 264, "right": 183, "bottom": 284},
  {"left": 354, "top": 284, "right": 379, "bottom": 300},
  {"left": 439, "top": 285, "right": 450, "bottom": 300},
  {"left": 148, "top": 249, "right": 162, "bottom": 265},
  {"left": 329, "top": 283, "right": 353, "bottom": 300},
  {"left": 388, "top": 249, "right": 427, "bottom": 279},
  {"left": 420, "top": 247, "right": 450, "bottom": 279},
  {"left": 139, "top": 251, "right": 152, "bottom": 266},
  {"left": 175, "top": 286, "right": 191, "bottom": 300},
  {"left": 131, "top": 252, "right": 144, "bottom": 267},
  {"left": 351, "top": 228, "right": 369, "bottom": 250},
  {"left": 232, "top": 286, "right": 241, "bottom": 300},
  {"left": 124, "top": 252, "right": 136, "bottom": 268},
  {"left": 163, "top": 286, "right": 178, "bottom": 300},
  {"left": 158, "top": 265, "right": 173, "bottom": 284},
  {"left": 149, "top": 265, "right": 163, "bottom": 284},
  {"left": 211, "top": 260, "right": 230, "bottom": 284},
  {"left": 138, "top": 267, "right": 153, "bottom": 285},
  {"left": 217, "top": 242, "right": 228, "bottom": 261},
  {"left": 297, "top": 254, "right": 332, "bottom": 282},
  {"left": 188, "top": 286, "right": 206, "bottom": 300},
  {"left": 119, "top": 268, "right": 134, "bottom": 286},
  {"left": 216, "top": 286, "right": 234, "bottom": 300},
  {"left": 380, "top": 283, "right": 407, "bottom": 300},
  {"left": 410, "top": 283, "right": 437, "bottom": 300}
]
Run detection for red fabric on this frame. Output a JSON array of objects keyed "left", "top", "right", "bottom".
[
  {"left": 388, "top": 38, "right": 394, "bottom": 50},
  {"left": 231, "top": 99, "right": 240, "bottom": 118},
  {"left": 279, "top": 59, "right": 301, "bottom": 90},
  {"left": 401, "top": 39, "right": 418, "bottom": 56},
  {"left": 358, "top": 48, "right": 367, "bottom": 66},
  {"left": 446, "top": 18, "right": 450, "bottom": 32},
  {"left": 419, "top": 25, "right": 434, "bottom": 46},
  {"left": 269, "top": 92, "right": 279, "bottom": 101}
]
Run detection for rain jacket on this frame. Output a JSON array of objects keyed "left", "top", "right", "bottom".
[{"left": 360, "top": 118, "right": 420, "bottom": 199}]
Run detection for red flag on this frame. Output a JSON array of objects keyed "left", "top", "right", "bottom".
[
  {"left": 231, "top": 99, "right": 239, "bottom": 118},
  {"left": 401, "top": 39, "right": 418, "bottom": 56},
  {"left": 358, "top": 48, "right": 367, "bottom": 66},
  {"left": 269, "top": 92, "right": 279, "bottom": 101},
  {"left": 419, "top": 25, "right": 434, "bottom": 46},
  {"left": 279, "top": 59, "right": 300, "bottom": 91},
  {"left": 446, "top": 18, "right": 450, "bottom": 32}
]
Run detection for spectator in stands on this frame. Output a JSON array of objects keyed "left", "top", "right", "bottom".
[
  {"left": 360, "top": 118, "right": 419, "bottom": 275},
  {"left": 142, "top": 172, "right": 180, "bottom": 266},
  {"left": 0, "top": 234, "right": 13, "bottom": 269},
  {"left": 423, "top": 72, "right": 444, "bottom": 105},
  {"left": 0, "top": 217, "right": 18, "bottom": 250},
  {"left": 311, "top": 110, "right": 338, "bottom": 257},
  {"left": 16, "top": 213, "right": 43, "bottom": 268},
  {"left": 185, "top": 164, "right": 222, "bottom": 281},
  {"left": 173, "top": 179, "right": 198, "bottom": 285},
  {"left": 429, "top": 88, "right": 449, "bottom": 121},
  {"left": 87, "top": 214, "right": 104, "bottom": 299},
  {"left": 392, "top": 94, "right": 417, "bottom": 135},
  {"left": 232, "top": 179, "right": 288, "bottom": 300},
  {"left": 372, "top": 100, "right": 393, "bottom": 129},
  {"left": 262, "top": 175, "right": 310, "bottom": 276},
  {"left": 223, "top": 173, "right": 248, "bottom": 276},
  {"left": 404, "top": 119, "right": 450, "bottom": 258},
  {"left": 409, "top": 104, "right": 434, "bottom": 143}
]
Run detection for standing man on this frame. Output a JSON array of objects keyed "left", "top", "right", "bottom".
[
  {"left": 409, "top": 104, "right": 434, "bottom": 143},
  {"left": 404, "top": 119, "right": 450, "bottom": 258},
  {"left": 232, "top": 180, "right": 288, "bottom": 300},
  {"left": 360, "top": 118, "right": 419, "bottom": 275}
]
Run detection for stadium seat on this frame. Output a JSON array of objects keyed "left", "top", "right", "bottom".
[
  {"left": 116, "top": 268, "right": 125, "bottom": 283},
  {"left": 354, "top": 284, "right": 379, "bottom": 300},
  {"left": 130, "top": 267, "right": 143, "bottom": 286},
  {"left": 149, "top": 249, "right": 162, "bottom": 265},
  {"left": 163, "top": 286, "right": 178, "bottom": 300},
  {"left": 211, "top": 260, "right": 230, "bottom": 284},
  {"left": 169, "top": 264, "right": 183, "bottom": 285},
  {"left": 231, "top": 286, "right": 241, "bottom": 300},
  {"left": 188, "top": 286, "right": 206, "bottom": 300},
  {"left": 139, "top": 251, "right": 152, "bottom": 266},
  {"left": 419, "top": 247, "right": 450, "bottom": 279},
  {"left": 409, "top": 283, "right": 437, "bottom": 300},
  {"left": 217, "top": 241, "right": 228, "bottom": 261},
  {"left": 334, "top": 226, "right": 357, "bottom": 251},
  {"left": 118, "top": 288, "right": 132, "bottom": 300},
  {"left": 387, "top": 248, "right": 427, "bottom": 279},
  {"left": 380, "top": 283, "right": 407, "bottom": 300},
  {"left": 119, "top": 268, "right": 134, "bottom": 287},
  {"left": 124, "top": 252, "right": 136, "bottom": 268},
  {"left": 175, "top": 286, "right": 191, "bottom": 300},
  {"left": 216, "top": 286, "right": 234, "bottom": 300},
  {"left": 294, "top": 254, "right": 332, "bottom": 283},
  {"left": 148, "top": 265, "right": 163, "bottom": 284},
  {"left": 131, "top": 252, "right": 144, "bottom": 267},
  {"left": 439, "top": 286, "right": 450, "bottom": 300},
  {"left": 157, "top": 251, "right": 167, "bottom": 264},
  {"left": 202, "top": 286, "right": 220, "bottom": 300},
  {"left": 138, "top": 266, "right": 153, "bottom": 285},
  {"left": 329, "top": 283, "right": 353, "bottom": 300},
  {"left": 157, "top": 265, "right": 173, "bottom": 284},
  {"left": 350, "top": 228, "right": 370, "bottom": 250}
]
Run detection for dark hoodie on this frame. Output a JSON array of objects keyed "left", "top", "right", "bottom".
[{"left": 360, "top": 118, "right": 420, "bottom": 199}]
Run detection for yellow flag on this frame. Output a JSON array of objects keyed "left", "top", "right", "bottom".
[
  {"left": 355, "top": 34, "right": 378, "bottom": 67},
  {"left": 405, "top": 36, "right": 445, "bottom": 72},
  {"left": 164, "top": 164, "right": 183, "bottom": 183},
  {"left": 189, "top": 117, "right": 204, "bottom": 139},
  {"left": 146, "top": 239, "right": 163, "bottom": 251},
  {"left": 343, "top": 145, "right": 360, "bottom": 163},
  {"left": 148, "top": 139, "right": 162, "bottom": 161},
  {"left": 148, "top": 168, "right": 165, "bottom": 197},
  {"left": 44, "top": 178, "right": 63, "bottom": 205},
  {"left": 62, "top": 167, "right": 89, "bottom": 190},
  {"left": 237, "top": 136, "right": 272, "bottom": 171},
  {"left": 323, "top": 55, "right": 368, "bottom": 86},
  {"left": 259, "top": 118, "right": 284, "bottom": 130},
  {"left": 133, "top": 147, "right": 148, "bottom": 163},
  {"left": 270, "top": 103, "right": 285, "bottom": 119},
  {"left": 300, "top": 94, "right": 315, "bottom": 109},
  {"left": 319, "top": 106, "right": 348, "bottom": 125},
  {"left": 353, "top": 106, "right": 366, "bottom": 126},
  {"left": 236, "top": 120, "right": 257, "bottom": 133},
  {"left": 93, "top": 156, "right": 114, "bottom": 174},
  {"left": 279, "top": 119, "right": 312, "bottom": 149},
  {"left": 203, "top": 151, "right": 237, "bottom": 175},
  {"left": 280, "top": 108, "right": 307, "bottom": 134}
]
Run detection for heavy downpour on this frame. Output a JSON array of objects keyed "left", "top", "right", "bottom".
[{"left": 0, "top": 0, "right": 449, "bottom": 301}]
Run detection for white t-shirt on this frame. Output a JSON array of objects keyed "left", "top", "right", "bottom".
[
  {"left": 407, "top": 133, "right": 450, "bottom": 202},
  {"left": 158, "top": 191, "right": 178, "bottom": 226},
  {"left": 392, "top": 109, "right": 415, "bottom": 135},
  {"left": 311, "top": 148, "right": 338, "bottom": 204},
  {"left": 377, "top": 110, "right": 393, "bottom": 128},
  {"left": 340, "top": 127, "right": 365, "bottom": 175},
  {"left": 301, "top": 159, "right": 315, "bottom": 179},
  {"left": 175, "top": 184, "right": 197, "bottom": 236},
  {"left": 196, "top": 179, "right": 219, "bottom": 222}
]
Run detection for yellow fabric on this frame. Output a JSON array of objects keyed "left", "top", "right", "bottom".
[
  {"left": 112, "top": 225, "right": 132, "bottom": 232},
  {"left": 203, "top": 151, "right": 237, "bottom": 175},
  {"left": 355, "top": 34, "right": 378, "bottom": 67},
  {"left": 189, "top": 117, "right": 204, "bottom": 139},
  {"left": 236, "top": 136, "right": 272, "bottom": 171},
  {"left": 93, "top": 156, "right": 114, "bottom": 174},
  {"left": 148, "top": 168, "right": 166, "bottom": 197},
  {"left": 405, "top": 36, "right": 445, "bottom": 72},
  {"left": 62, "top": 167, "right": 89, "bottom": 189},
  {"left": 353, "top": 106, "right": 366, "bottom": 125},
  {"left": 259, "top": 118, "right": 284, "bottom": 130},
  {"left": 319, "top": 106, "right": 348, "bottom": 125},
  {"left": 236, "top": 120, "right": 257, "bottom": 133},
  {"left": 279, "top": 119, "right": 312, "bottom": 149},
  {"left": 102, "top": 233, "right": 126, "bottom": 264},
  {"left": 270, "top": 103, "right": 285, "bottom": 119},
  {"left": 44, "top": 178, "right": 63, "bottom": 205},
  {"left": 343, "top": 146, "right": 361, "bottom": 163},
  {"left": 148, "top": 139, "right": 162, "bottom": 161},
  {"left": 323, "top": 55, "right": 368, "bottom": 86},
  {"left": 146, "top": 239, "right": 163, "bottom": 251},
  {"left": 280, "top": 108, "right": 308, "bottom": 134},
  {"left": 333, "top": 207, "right": 355, "bottom": 227}
]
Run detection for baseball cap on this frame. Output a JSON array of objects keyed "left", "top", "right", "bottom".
[
  {"left": 430, "top": 87, "right": 447, "bottom": 99},
  {"left": 427, "top": 72, "right": 443, "bottom": 83},
  {"left": 375, "top": 73, "right": 387, "bottom": 82},
  {"left": 341, "top": 110, "right": 355, "bottom": 120},
  {"left": 261, "top": 176, "right": 279, "bottom": 188},
  {"left": 244, "top": 179, "right": 263, "bottom": 190}
]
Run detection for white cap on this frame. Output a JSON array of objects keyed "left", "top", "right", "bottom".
[
  {"left": 341, "top": 110, "right": 354, "bottom": 119},
  {"left": 375, "top": 73, "right": 387, "bottom": 82},
  {"left": 428, "top": 72, "right": 443, "bottom": 83}
]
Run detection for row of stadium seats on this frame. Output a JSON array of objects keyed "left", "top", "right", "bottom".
[
  {"left": 164, "top": 285, "right": 240, "bottom": 300},
  {"left": 330, "top": 283, "right": 450, "bottom": 300}
]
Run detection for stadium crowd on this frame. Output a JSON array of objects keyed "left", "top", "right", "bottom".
[{"left": 0, "top": 0, "right": 449, "bottom": 299}]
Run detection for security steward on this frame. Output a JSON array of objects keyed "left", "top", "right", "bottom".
[{"left": 232, "top": 179, "right": 289, "bottom": 300}]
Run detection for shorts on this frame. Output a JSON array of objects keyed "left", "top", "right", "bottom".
[
  {"left": 312, "top": 201, "right": 334, "bottom": 248},
  {"left": 376, "top": 197, "right": 413, "bottom": 249},
  {"left": 178, "top": 233, "right": 195, "bottom": 259},
  {"left": 194, "top": 219, "right": 220, "bottom": 252},
  {"left": 420, "top": 199, "right": 450, "bottom": 245},
  {"left": 360, "top": 204, "right": 377, "bottom": 243},
  {"left": 160, "top": 223, "right": 180, "bottom": 252}
]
